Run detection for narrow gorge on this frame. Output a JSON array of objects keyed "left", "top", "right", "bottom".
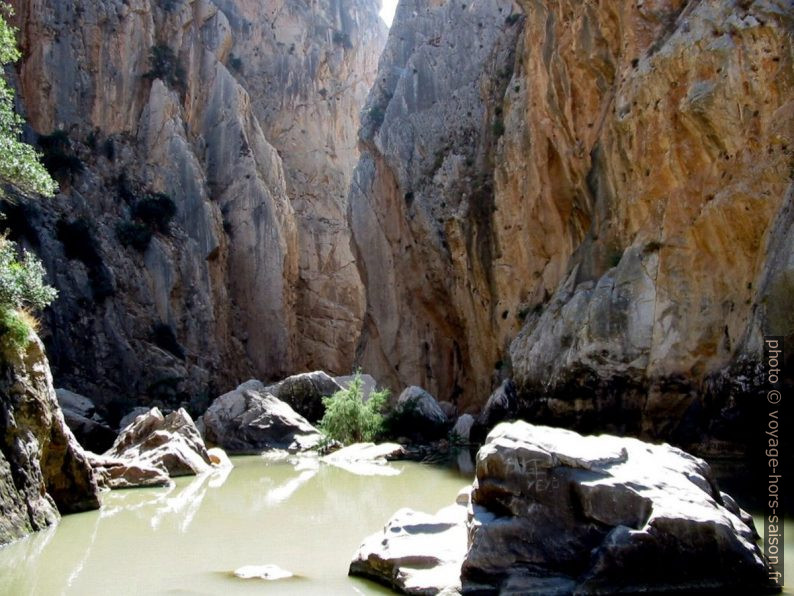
[{"left": 0, "top": 0, "right": 791, "bottom": 594}]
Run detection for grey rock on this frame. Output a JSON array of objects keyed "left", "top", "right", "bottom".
[
  {"left": 450, "top": 414, "right": 475, "bottom": 443},
  {"left": 265, "top": 371, "right": 342, "bottom": 423},
  {"left": 335, "top": 373, "right": 379, "bottom": 402},
  {"left": 0, "top": 334, "right": 100, "bottom": 546},
  {"left": 56, "top": 388, "right": 116, "bottom": 452},
  {"left": 470, "top": 379, "right": 517, "bottom": 444},
  {"left": 203, "top": 381, "right": 323, "bottom": 453},
  {"left": 392, "top": 386, "right": 449, "bottom": 440},
  {"left": 352, "top": 421, "right": 774, "bottom": 594},
  {"left": 87, "top": 451, "right": 170, "bottom": 490},
  {"left": 118, "top": 407, "right": 152, "bottom": 432},
  {"left": 349, "top": 504, "right": 469, "bottom": 595},
  {"left": 397, "top": 386, "right": 447, "bottom": 425},
  {"left": 106, "top": 407, "right": 213, "bottom": 477}
]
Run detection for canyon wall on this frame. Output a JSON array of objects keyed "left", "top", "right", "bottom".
[
  {"left": 6, "top": 0, "right": 384, "bottom": 419},
  {"left": 351, "top": 0, "right": 793, "bottom": 449},
  {"left": 0, "top": 332, "right": 100, "bottom": 546}
]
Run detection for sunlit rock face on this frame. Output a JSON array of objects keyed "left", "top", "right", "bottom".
[
  {"left": 350, "top": 0, "right": 524, "bottom": 410},
  {"left": 350, "top": 421, "right": 773, "bottom": 594},
  {"left": 6, "top": 0, "right": 385, "bottom": 413},
  {"left": 350, "top": 0, "right": 793, "bottom": 449}
]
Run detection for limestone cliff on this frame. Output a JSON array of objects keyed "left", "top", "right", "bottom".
[
  {"left": 351, "top": 0, "right": 793, "bottom": 450},
  {"left": 5, "top": 0, "right": 384, "bottom": 419},
  {"left": 0, "top": 333, "right": 100, "bottom": 546}
]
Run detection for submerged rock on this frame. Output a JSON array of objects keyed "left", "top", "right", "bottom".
[
  {"left": 87, "top": 452, "right": 170, "bottom": 490},
  {"left": 351, "top": 421, "right": 773, "bottom": 595},
  {"left": 322, "top": 442, "right": 405, "bottom": 476},
  {"left": 106, "top": 407, "right": 213, "bottom": 477},
  {"left": 264, "top": 371, "right": 342, "bottom": 423},
  {"left": 233, "top": 564, "right": 294, "bottom": 581},
  {"left": 55, "top": 388, "right": 116, "bottom": 453},
  {"left": 0, "top": 334, "right": 100, "bottom": 546},
  {"left": 202, "top": 380, "right": 323, "bottom": 453}
]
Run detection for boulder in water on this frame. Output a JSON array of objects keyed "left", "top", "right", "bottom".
[
  {"left": 351, "top": 421, "right": 774, "bottom": 594},
  {"left": 105, "top": 407, "right": 213, "bottom": 477},
  {"left": 203, "top": 380, "right": 324, "bottom": 453},
  {"left": 265, "top": 371, "right": 343, "bottom": 423}
]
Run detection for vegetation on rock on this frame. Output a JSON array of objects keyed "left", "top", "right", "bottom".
[
  {"left": 144, "top": 44, "right": 185, "bottom": 90},
  {"left": 0, "top": 6, "right": 57, "bottom": 351},
  {"left": 0, "top": 5, "right": 56, "bottom": 197},
  {"left": 318, "top": 372, "right": 389, "bottom": 445}
]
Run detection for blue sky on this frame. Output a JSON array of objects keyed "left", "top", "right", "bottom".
[{"left": 380, "top": 0, "right": 398, "bottom": 26}]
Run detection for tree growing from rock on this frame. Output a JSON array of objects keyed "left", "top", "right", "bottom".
[{"left": 318, "top": 373, "right": 389, "bottom": 445}]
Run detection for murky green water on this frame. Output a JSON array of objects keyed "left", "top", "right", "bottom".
[
  {"left": 0, "top": 454, "right": 470, "bottom": 595},
  {"left": 0, "top": 451, "right": 791, "bottom": 595}
]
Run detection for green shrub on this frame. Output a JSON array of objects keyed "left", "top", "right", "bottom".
[
  {"left": 116, "top": 220, "right": 152, "bottom": 251},
  {"left": 39, "top": 130, "right": 84, "bottom": 179},
  {"left": 0, "top": 235, "right": 57, "bottom": 350},
  {"left": 57, "top": 218, "right": 115, "bottom": 300},
  {"left": 228, "top": 54, "right": 243, "bottom": 72},
  {"left": 505, "top": 13, "right": 521, "bottom": 26},
  {"left": 0, "top": 8, "right": 57, "bottom": 197},
  {"left": 492, "top": 118, "right": 505, "bottom": 137},
  {"left": 318, "top": 373, "right": 390, "bottom": 445},
  {"left": 144, "top": 44, "right": 185, "bottom": 90},
  {"left": 0, "top": 235, "right": 57, "bottom": 311},
  {"left": 332, "top": 30, "right": 352, "bottom": 49},
  {"left": 608, "top": 248, "right": 624, "bottom": 268},
  {"left": 369, "top": 105, "right": 385, "bottom": 128},
  {"left": 132, "top": 193, "right": 176, "bottom": 233}
]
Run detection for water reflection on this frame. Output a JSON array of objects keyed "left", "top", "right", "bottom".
[{"left": 0, "top": 456, "right": 466, "bottom": 595}]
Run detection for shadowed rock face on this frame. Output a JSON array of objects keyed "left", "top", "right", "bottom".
[
  {"left": 5, "top": 0, "right": 385, "bottom": 416},
  {"left": 0, "top": 334, "right": 100, "bottom": 547},
  {"left": 349, "top": 0, "right": 793, "bottom": 449}
]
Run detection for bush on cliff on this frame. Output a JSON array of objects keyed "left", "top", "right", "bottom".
[
  {"left": 0, "top": 5, "right": 56, "bottom": 197},
  {"left": 0, "top": 6, "right": 58, "bottom": 351},
  {"left": 0, "top": 236, "right": 57, "bottom": 351},
  {"left": 318, "top": 373, "right": 389, "bottom": 445}
]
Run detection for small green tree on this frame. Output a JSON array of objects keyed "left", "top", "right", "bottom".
[
  {"left": 318, "top": 373, "right": 389, "bottom": 445},
  {"left": 0, "top": 5, "right": 58, "bottom": 351},
  {"left": 0, "top": 6, "right": 56, "bottom": 196},
  {"left": 0, "top": 235, "right": 57, "bottom": 350}
]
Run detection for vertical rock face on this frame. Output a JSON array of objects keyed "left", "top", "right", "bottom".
[
  {"left": 6, "top": 0, "right": 385, "bottom": 415},
  {"left": 213, "top": 0, "right": 384, "bottom": 372},
  {"left": 505, "top": 0, "right": 794, "bottom": 448},
  {"left": 0, "top": 334, "right": 100, "bottom": 547},
  {"left": 350, "top": 0, "right": 524, "bottom": 408},
  {"left": 351, "top": 0, "right": 793, "bottom": 448}
]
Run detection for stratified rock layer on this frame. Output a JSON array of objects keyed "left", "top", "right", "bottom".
[
  {"left": 0, "top": 334, "right": 100, "bottom": 546},
  {"left": 349, "top": 0, "right": 793, "bottom": 449},
  {"left": 350, "top": 421, "right": 774, "bottom": 595}
]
